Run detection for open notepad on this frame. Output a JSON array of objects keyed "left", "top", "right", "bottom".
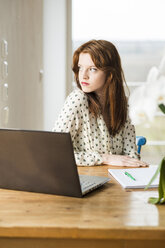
[{"left": 108, "top": 165, "right": 159, "bottom": 189}]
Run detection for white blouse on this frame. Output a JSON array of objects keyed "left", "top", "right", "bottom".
[{"left": 52, "top": 88, "right": 139, "bottom": 166}]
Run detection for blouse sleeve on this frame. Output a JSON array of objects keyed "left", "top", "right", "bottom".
[
  {"left": 52, "top": 90, "right": 103, "bottom": 166},
  {"left": 122, "top": 115, "right": 140, "bottom": 159},
  {"left": 74, "top": 150, "right": 103, "bottom": 166},
  {"left": 52, "top": 91, "right": 80, "bottom": 141}
]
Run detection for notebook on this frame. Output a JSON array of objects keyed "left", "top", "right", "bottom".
[
  {"left": 108, "top": 165, "right": 159, "bottom": 189},
  {"left": 0, "top": 128, "right": 110, "bottom": 197}
]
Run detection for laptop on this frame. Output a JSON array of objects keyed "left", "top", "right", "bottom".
[{"left": 0, "top": 129, "right": 110, "bottom": 197}]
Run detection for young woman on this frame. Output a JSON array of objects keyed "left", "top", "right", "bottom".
[{"left": 53, "top": 40, "right": 148, "bottom": 167}]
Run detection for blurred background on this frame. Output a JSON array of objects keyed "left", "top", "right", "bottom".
[{"left": 0, "top": 0, "right": 164, "bottom": 164}]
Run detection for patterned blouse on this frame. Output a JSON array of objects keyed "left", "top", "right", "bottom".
[{"left": 52, "top": 88, "right": 139, "bottom": 166}]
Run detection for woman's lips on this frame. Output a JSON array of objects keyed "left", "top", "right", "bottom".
[{"left": 81, "top": 82, "right": 89, "bottom": 86}]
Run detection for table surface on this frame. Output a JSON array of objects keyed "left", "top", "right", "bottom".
[{"left": 0, "top": 165, "right": 164, "bottom": 242}]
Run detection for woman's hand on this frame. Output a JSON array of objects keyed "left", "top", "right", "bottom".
[{"left": 102, "top": 154, "right": 148, "bottom": 167}]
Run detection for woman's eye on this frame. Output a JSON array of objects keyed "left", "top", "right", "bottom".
[{"left": 90, "top": 67, "right": 97, "bottom": 72}]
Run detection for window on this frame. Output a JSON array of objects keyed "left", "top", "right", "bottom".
[{"left": 72, "top": 0, "right": 165, "bottom": 164}]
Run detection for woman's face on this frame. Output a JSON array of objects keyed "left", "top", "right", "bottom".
[{"left": 78, "top": 53, "right": 106, "bottom": 95}]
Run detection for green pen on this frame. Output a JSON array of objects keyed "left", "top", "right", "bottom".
[{"left": 124, "top": 171, "right": 136, "bottom": 181}]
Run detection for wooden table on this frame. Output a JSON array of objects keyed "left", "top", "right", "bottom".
[{"left": 0, "top": 165, "right": 164, "bottom": 248}]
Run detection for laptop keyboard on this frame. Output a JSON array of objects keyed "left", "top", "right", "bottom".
[
  {"left": 79, "top": 174, "right": 110, "bottom": 195},
  {"left": 80, "top": 176, "right": 96, "bottom": 190}
]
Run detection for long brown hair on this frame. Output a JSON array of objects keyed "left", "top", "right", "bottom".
[{"left": 72, "top": 39, "right": 128, "bottom": 136}]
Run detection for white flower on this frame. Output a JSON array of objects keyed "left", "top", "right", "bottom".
[
  {"left": 129, "top": 55, "right": 165, "bottom": 125},
  {"left": 156, "top": 77, "right": 165, "bottom": 105},
  {"left": 129, "top": 86, "right": 147, "bottom": 125},
  {"left": 146, "top": 66, "right": 159, "bottom": 83}
]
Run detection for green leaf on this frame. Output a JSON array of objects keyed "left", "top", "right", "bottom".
[
  {"left": 159, "top": 104, "right": 165, "bottom": 114},
  {"left": 144, "top": 163, "right": 161, "bottom": 190},
  {"left": 145, "top": 157, "right": 165, "bottom": 204},
  {"left": 148, "top": 197, "right": 160, "bottom": 204}
]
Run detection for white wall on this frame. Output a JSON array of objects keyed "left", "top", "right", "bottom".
[
  {"left": 43, "top": 0, "right": 72, "bottom": 131},
  {"left": 0, "top": 0, "right": 43, "bottom": 130}
]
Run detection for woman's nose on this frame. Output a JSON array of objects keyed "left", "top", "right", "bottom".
[{"left": 82, "top": 69, "right": 89, "bottom": 79}]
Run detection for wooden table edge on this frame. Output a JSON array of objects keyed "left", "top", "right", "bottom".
[{"left": 0, "top": 227, "right": 165, "bottom": 240}]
